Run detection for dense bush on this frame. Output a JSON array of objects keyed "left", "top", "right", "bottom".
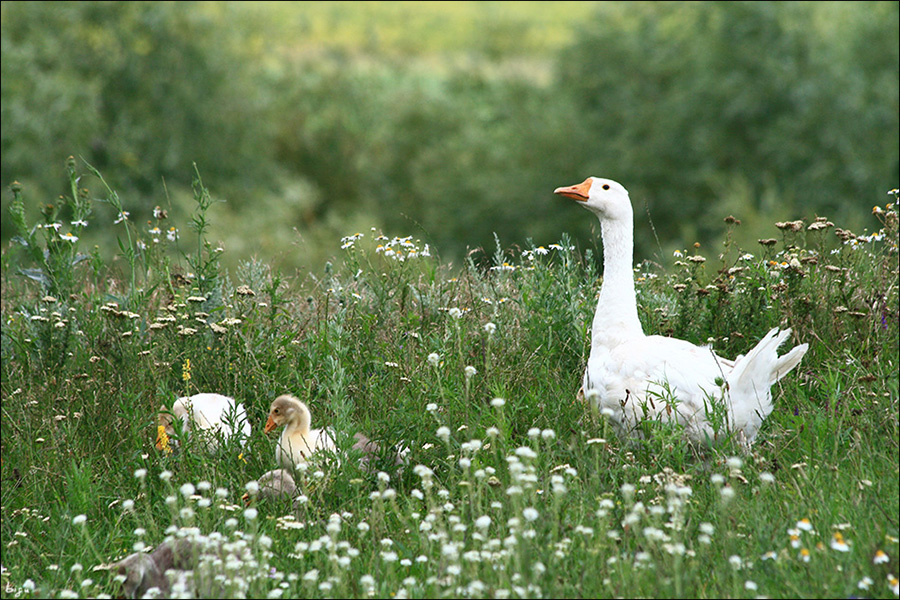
[
  {"left": 557, "top": 1, "right": 900, "bottom": 254},
  {"left": 1, "top": 2, "right": 277, "bottom": 236},
  {"left": 2, "top": 1, "right": 897, "bottom": 270}
]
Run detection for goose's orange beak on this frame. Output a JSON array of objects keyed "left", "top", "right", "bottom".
[
  {"left": 554, "top": 178, "right": 592, "bottom": 202},
  {"left": 264, "top": 415, "right": 278, "bottom": 434}
]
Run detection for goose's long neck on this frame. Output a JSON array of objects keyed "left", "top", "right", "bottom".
[{"left": 593, "top": 217, "right": 644, "bottom": 346}]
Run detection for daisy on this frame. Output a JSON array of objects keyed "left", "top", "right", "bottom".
[
  {"left": 796, "top": 518, "right": 814, "bottom": 532},
  {"left": 830, "top": 532, "right": 850, "bottom": 552}
]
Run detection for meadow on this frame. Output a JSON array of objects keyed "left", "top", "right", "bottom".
[{"left": 0, "top": 164, "right": 898, "bottom": 598}]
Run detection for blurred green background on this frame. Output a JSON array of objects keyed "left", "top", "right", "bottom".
[{"left": 2, "top": 1, "right": 897, "bottom": 273}]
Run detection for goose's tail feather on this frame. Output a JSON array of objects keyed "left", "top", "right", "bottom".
[
  {"left": 772, "top": 341, "right": 809, "bottom": 384},
  {"left": 725, "top": 328, "right": 807, "bottom": 441}
]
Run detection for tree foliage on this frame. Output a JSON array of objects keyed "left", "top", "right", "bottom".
[
  {"left": 2, "top": 1, "right": 897, "bottom": 269},
  {"left": 557, "top": 1, "right": 899, "bottom": 252},
  {"left": 1, "top": 2, "right": 275, "bottom": 233}
]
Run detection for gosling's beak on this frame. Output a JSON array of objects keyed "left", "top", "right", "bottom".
[
  {"left": 264, "top": 415, "right": 277, "bottom": 434},
  {"left": 554, "top": 178, "right": 592, "bottom": 202}
]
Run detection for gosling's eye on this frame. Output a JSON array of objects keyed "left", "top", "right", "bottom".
[{"left": 602, "top": 184, "right": 610, "bottom": 190}]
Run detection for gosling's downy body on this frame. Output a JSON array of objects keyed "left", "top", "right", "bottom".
[
  {"left": 264, "top": 395, "right": 337, "bottom": 470},
  {"left": 256, "top": 468, "right": 298, "bottom": 499},
  {"left": 113, "top": 535, "right": 253, "bottom": 599},
  {"left": 352, "top": 432, "right": 409, "bottom": 473},
  {"left": 113, "top": 539, "right": 208, "bottom": 599},
  {"left": 156, "top": 393, "right": 251, "bottom": 452},
  {"left": 241, "top": 469, "right": 298, "bottom": 506}
]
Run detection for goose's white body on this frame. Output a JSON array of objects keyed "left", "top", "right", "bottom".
[
  {"left": 556, "top": 177, "right": 808, "bottom": 445},
  {"left": 157, "top": 393, "right": 251, "bottom": 451},
  {"left": 265, "top": 395, "right": 337, "bottom": 470}
]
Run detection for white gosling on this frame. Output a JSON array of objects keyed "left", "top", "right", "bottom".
[
  {"left": 264, "top": 395, "right": 337, "bottom": 470},
  {"left": 555, "top": 177, "right": 808, "bottom": 446},
  {"left": 156, "top": 393, "right": 251, "bottom": 453}
]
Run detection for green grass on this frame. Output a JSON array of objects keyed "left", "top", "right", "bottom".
[{"left": 1, "top": 169, "right": 898, "bottom": 598}]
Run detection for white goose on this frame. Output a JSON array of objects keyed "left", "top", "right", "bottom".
[
  {"left": 156, "top": 393, "right": 251, "bottom": 452},
  {"left": 555, "top": 177, "right": 808, "bottom": 446},
  {"left": 264, "top": 395, "right": 337, "bottom": 470}
]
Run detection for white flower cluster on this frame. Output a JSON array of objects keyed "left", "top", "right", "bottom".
[{"left": 340, "top": 230, "right": 433, "bottom": 261}]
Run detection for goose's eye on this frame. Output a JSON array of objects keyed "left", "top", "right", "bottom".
[{"left": 602, "top": 184, "right": 610, "bottom": 190}]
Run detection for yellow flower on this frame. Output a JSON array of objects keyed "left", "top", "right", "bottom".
[
  {"left": 182, "top": 358, "right": 192, "bottom": 383},
  {"left": 156, "top": 425, "right": 172, "bottom": 455}
]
